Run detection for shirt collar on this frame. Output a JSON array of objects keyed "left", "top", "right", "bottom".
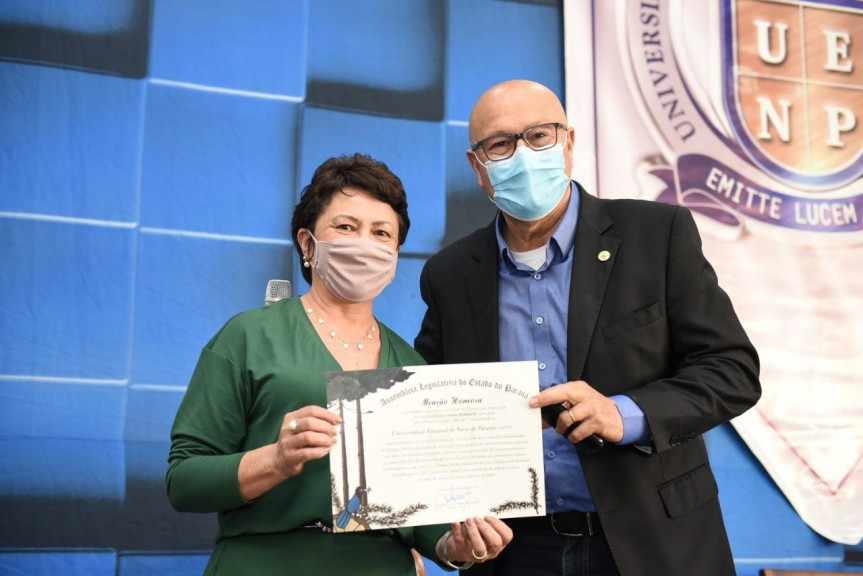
[{"left": 495, "top": 181, "right": 580, "bottom": 269}]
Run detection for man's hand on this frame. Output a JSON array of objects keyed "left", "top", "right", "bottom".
[{"left": 529, "top": 380, "right": 624, "bottom": 444}]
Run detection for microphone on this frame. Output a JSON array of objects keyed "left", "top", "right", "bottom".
[
  {"left": 265, "top": 279, "right": 292, "bottom": 306},
  {"left": 541, "top": 403, "right": 605, "bottom": 455}
]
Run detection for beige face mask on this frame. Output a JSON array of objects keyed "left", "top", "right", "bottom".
[{"left": 306, "top": 232, "right": 398, "bottom": 302}]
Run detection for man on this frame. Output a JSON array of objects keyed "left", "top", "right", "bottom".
[{"left": 414, "top": 80, "right": 761, "bottom": 575}]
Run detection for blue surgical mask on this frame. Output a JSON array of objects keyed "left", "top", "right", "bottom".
[{"left": 485, "top": 142, "right": 570, "bottom": 221}]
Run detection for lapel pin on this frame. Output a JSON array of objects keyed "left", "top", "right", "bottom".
[{"left": 598, "top": 250, "right": 611, "bottom": 262}]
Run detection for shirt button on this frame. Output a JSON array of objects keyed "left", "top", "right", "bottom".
[
  {"left": 536, "top": 317, "right": 544, "bottom": 325},
  {"left": 547, "top": 450, "right": 555, "bottom": 459},
  {"left": 557, "top": 498, "right": 565, "bottom": 507},
  {"left": 539, "top": 363, "right": 547, "bottom": 370},
  {"left": 533, "top": 273, "right": 542, "bottom": 280}
]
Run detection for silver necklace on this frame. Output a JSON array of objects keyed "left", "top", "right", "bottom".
[{"left": 304, "top": 304, "right": 377, "bottom": 351}]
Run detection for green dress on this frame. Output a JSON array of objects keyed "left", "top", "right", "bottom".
[{"left": 167, "top": 297, "right": 451, "bottom": 575}]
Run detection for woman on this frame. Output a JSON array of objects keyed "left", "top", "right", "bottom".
[{"left": 167, "top": 154, "right": 512, "bottom": 575}]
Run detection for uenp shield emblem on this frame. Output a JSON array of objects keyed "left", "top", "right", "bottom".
[
  {"left": 723, "top": 0, "right": 863, "bottom": 189},
  {"left": 592, "top": 0, "right": 863, "bottom": 545}
]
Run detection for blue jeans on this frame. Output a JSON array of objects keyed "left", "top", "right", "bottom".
[{"left": 492, "top": 520, "right": 620, "bottom": 576}]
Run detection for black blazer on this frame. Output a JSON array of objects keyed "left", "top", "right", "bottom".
[{"left": 415, "top": 184, "right": 761, "bottom": 576}]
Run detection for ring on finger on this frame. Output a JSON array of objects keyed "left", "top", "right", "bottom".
[
  {"left": 288, "top": 418, "right": 300, "bottom": 434},
  {"left": 471, "top": 549, "right": 487, "bottom": 561},
  {"left": 567, "top": 408, "right": 576, "bottom": 423}
]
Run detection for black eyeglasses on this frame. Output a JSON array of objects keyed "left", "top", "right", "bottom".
[{"left": 471, "top": 122, "right": 566, "bottom": 162}]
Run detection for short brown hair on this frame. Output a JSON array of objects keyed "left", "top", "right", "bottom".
[{"left": 291, "top": 153, "right": 410, "bottom": 284}]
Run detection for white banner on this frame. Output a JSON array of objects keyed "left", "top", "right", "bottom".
[{"left": 564, "top": 0, "right": 862, "bottom": 545}]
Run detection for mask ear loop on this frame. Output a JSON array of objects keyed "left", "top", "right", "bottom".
[{"left": 471, "top": 149, "right": 491, "bottom": 169}]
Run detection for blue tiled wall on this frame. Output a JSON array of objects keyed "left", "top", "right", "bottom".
[
  {"left": 149, "top": 0, "right": 307, "bottom": 96},
  {"left": 0, "top": 550, "right": 117, "bottom": 576},
  {"left": 140, "top": 85, "right": 300, "bottom": 239},
  {"left": 131, "top": 232, "right": 293, "bottom": 386},
  {"left": 0, "top": 64, "right": 144, "bottom": 221},
  {"left": 0, "top": 2, "right": 563, "bottom": 573},
  {"left": 0, "top": 219, "right": 135, "bottom": 379}
]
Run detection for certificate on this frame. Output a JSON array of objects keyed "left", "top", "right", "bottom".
[{"left": 326, "top": 361, "right": 546, "bottom": 532}]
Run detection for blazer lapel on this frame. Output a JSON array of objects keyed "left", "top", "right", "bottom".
[
  {"left": 567, "top": 187, "right": 620, "bottom": 381},
  {"left": 464, "top": 222, "right": 500, "bottom": 362}
]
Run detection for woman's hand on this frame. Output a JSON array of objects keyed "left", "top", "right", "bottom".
[
  {"left": 272, "top": 406, "right": 342, "bottom": 479},
  {"left": 444, "top": 517, "right": 513, "bottom": 565},
  {"left": 239, "top": 405, "right": 341, "bottom": 501}
]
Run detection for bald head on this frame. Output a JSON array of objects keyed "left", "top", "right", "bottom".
[{"left": 468, "top": 80, "right": 567, "bottom": 145}]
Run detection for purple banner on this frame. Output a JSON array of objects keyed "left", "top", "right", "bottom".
[{"left": 650, "top": 154, "right": 863, "bottom": 233}]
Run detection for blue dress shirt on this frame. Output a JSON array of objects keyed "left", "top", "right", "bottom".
[{"left": 495, "top": 182, "right": 649, "bottom": 513}]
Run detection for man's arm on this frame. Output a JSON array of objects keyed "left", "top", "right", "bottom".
[{"left": 626, "top": 207, "right": 761, "bottom": 451}]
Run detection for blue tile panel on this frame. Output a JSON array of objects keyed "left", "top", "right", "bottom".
[
  {"left": 444, "top": 123, "right": 498, "bottom": 247},
  {"left": 0, "top": 438, "right": 125, "bottom": 500},
  {"left": 0, "top": 379, "right": 126, "bottom": 441},
  {"left": 709, "top": 424, "right": 852, "bottom": 570},
  {"left": 0, "top": 1, "right": 151, "bottom": 78},
  {"left": 446, "top": 123, "right": 477, "bottom": 196},
  {"left": 125, "top": 440, "right": 172, "bottom": 483},
  {"left": 149, "top": 0, "right": 307, "bottom": 97},
  {"left": 306, "top": 0, "right": 445, "bottom": 119},
  {"left": 734, "top": 561, "right": 862, "bottom": 576},
  {"left": 446, "top": 0, "right": 564, "bottom": 121},
  {"left": 298, "top": 107, "right": 446, "bottom": 255},
  {"left": 0, "top": 1, "right": 136, "bottom": 32},
  {"left": 424, "top": 559, "right": 449, "bottom": 576},
  {"left": 124, "top": 386, "right": 185, "bottom": 444},
  {"left": 140, "top": 83, "right": 299, "bottom": 240},
  {"left": 0, "top": 218, "right": 135, "bottom": 379},
  {"left": 373, "top": 257, "right": 426, "bottom": 346},
  {"left": 131, "top": 232, "right": 293, "bottom": 386},
  {"left": 0, "top": 63, "right": 144, "bottom": 222},
  {"left": 119, "top": 552, "right": 210, "bottom": 576},
  {"left": 0, "top": 549, "right": 116, "bottom": 576}
]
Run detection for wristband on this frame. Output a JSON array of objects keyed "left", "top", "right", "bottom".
[{"left": 436, "top": 530, "right": 474, "bottom": 571}]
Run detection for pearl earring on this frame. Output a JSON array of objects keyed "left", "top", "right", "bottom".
[{"left": 303, "top": 257, "right": 310, "bottom": 268}]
